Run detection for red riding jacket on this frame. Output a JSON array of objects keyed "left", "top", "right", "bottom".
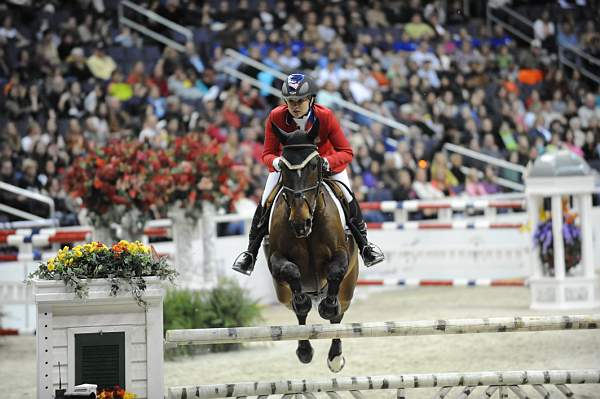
[{"left": 262, "top": 104, "right": 354, "bottom": 173}]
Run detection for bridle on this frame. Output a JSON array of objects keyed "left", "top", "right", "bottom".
[{"left": 280, "top": 144, "right": 323, "bottom": 223}]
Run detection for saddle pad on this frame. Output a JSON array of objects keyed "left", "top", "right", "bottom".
[{"left": 268, "top": 184, "right": 346, "bottom": 233}]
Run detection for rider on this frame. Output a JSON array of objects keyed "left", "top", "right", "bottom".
[{"left": 232, "top": 72, "right": 385, "bottom": 275}]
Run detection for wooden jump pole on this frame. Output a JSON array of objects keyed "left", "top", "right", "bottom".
[{"left": 165, "top": 314, "right": 600, "bottom": 346}]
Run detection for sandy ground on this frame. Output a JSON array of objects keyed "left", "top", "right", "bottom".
[{"left": 1, "top": 286, "right": 600, "bottom": 398}]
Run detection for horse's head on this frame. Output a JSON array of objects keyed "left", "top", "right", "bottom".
[
  {"left": 280, "top": 145, "right": 323, "bottom": 238},
  {"left": 273, "top": 123, "right": 323, "bottom": 238}
]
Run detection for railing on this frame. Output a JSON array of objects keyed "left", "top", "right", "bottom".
[
  {"left": 0, "top": 182, "right": 55, "bottom": 221},
  {"left": 486, "top": 4, "right": 534, "bottom": 43},
  {"left": 487, "top": 4, "right": 600, "bottom": 84},
  {"left": 118, "top": 0, "right": 192, "bottom": 52},
  {"left": 558, "top": 42, "right": 600, "bottom": 85},
  {"left": 442, "top": 143, "right": 526, "bottom": 191}
]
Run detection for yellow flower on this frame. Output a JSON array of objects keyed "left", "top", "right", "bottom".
[
  {"left": 47, "top": 260, "right": 55, "bottom": 271},
  {"left": 124, "top": 392, "right": 136, "bottom": 399},
  {"left": 74, "top": 249, "right": 83, "bottom": 258}
]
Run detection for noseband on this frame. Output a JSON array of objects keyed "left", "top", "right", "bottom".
[{"left": 280, "top": 144, "right": 323, "bottom": 222}]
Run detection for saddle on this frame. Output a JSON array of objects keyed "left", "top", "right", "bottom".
[{"left": 323, "top": 179, "right": 352, "bottom": 225}]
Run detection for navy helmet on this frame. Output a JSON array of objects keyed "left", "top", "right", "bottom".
[{"left": 281, "top": 73, "right": 317, "bottom": 101}]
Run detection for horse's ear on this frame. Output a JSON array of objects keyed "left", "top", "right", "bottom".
[
  {"left": 307, "top": 117, "right": 320, "bottom": 143},
  {"left": 271, "top": 122, "right": 289, "bottom": 145}
]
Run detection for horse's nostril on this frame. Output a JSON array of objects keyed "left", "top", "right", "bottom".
[{"left": 305, "top": 219, "right": 311, "bottom": 227}]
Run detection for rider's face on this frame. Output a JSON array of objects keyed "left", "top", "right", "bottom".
[{"left": 286, "top": 97, "right": 310, "bottom": 118}]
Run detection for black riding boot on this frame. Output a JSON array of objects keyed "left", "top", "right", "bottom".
[
  {"left": 232, "top": 204, "right": 268, "bottom": 275},
  {"left": 348, "top": 200, "right": 385, "bottom": 267}
]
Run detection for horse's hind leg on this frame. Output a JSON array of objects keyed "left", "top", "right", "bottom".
[
  {"left": 327, "top": 313, "right": 345, "bottom": 373},
  {"left": 270, "top": 252, "right": 312, "bottom": 317},
  {"left": 318, "top": 250, "right": 348, "bottom": 320}
]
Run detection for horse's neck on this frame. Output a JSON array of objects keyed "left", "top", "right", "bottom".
[{"left": 315, "top": 187, "right": 339, "bottom": 224}]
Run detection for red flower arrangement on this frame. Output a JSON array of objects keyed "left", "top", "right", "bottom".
[
  {"left": 65, "top": 140, "right": 173, "bottom": 226},
  {"left": 65, "top": 134, "right": 247, "bottom": 224},
  {"left": 169, "top": 134, "right": 247, "bottom": 218}
]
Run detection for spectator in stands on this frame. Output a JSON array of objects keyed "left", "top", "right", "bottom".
[
  {"left": 404, "top": 13, "right": 435, "bottom": 41},
  {"left": 413, "top": 167, "right": 443, "bottom": 200},
  {"left": 86, "top": 42, "right": 116, "bottom": 80},
  {"left": 533, "top": 10, "right": 555, "bottom": 52},
  {"left": 392, "top": 168, "right": 416, "bottom": 201},
  {"left": 58, "top": 81, "right": 85, "bottom": 119},
  {"left": 0, "top": 15, "right": 28, "bottom": 47},
  {"left": 578, "top": 93, "right": 600, "bottom": 128},
  {"left": 465, "top": 168, "right": 487, "bottom": 196}
]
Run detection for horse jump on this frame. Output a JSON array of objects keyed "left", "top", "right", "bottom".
[{"left": 166, "top": 314, "right": 600, "bottom": 398}]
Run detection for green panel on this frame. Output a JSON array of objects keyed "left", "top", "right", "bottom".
[{"left": 75, "top": 332, "right": 125, "bottom": 389}]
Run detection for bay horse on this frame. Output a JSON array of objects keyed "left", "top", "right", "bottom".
[{"left": 265, "top": 125, "right": 359, "bottom": 372}]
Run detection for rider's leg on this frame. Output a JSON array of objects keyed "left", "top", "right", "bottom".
[
  {"left": 232, "top": 171, "right": 280, "bottom": 275},
  {"left": 330, "top": 170, "right": 385, "bottom": 267}
]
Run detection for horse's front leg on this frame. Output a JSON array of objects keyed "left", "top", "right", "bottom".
[
  {"left": 270, "top": 251, "right": 312, "bottom": 317},
  {"left": 318, "top": 249, "right": 348, "bottom": 320},
  {"left": 327, "top": 313, "right": 345, "bottom": 373},
  {"left": 270, "top": 251, "right": 313, "bottom": 363}
]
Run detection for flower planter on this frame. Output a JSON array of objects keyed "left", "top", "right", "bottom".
[{"left": 33, "top": 277, "right": 165, "bottom": 399}]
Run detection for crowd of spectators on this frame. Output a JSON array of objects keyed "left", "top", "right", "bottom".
[{"left": 1, "top": 0, "right": 600, "bottom": 225}]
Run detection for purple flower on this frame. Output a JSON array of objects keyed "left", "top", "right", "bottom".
[{"left": 533, "top": 217, "right": 581, "bottom": 257}]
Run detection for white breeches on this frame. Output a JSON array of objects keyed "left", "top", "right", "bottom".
[{"left": 261, "top": 169, "right": 354, "bottom": 206}]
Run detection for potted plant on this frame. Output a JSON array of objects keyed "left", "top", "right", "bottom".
[
  {"left": 65, "top": 141, "right": 173, "bottom": 242},
  {"left": 164, "top": 133, "right": 247, "bottom": 287},
  {"left": 28, "top": 240, "right": 177, "bottom": 306},
  {"left": 533, "top": 211, "right": 582, "bottom": 277}
]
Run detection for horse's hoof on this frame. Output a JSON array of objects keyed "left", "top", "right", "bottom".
[
  {"left": 296, "top": 343, "right": 314, "bottom": 364},
  {"left": 292, "top": 293, "right": 312, "bottom": 317},
  {"left": 327, "top": 354, "right": 345, "bottom": 373},
  {"left": 318, "top": 297, "right": 340, "bottom": 320}
]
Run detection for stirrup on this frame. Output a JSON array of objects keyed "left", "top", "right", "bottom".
[
  {"left": 232, "top": 251, "right": 255, "bottom": 275},
  {"left": 361, "top": 243, "right": 385, "bottom": 267}
]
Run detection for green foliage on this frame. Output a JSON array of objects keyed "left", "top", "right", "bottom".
[{"left": 164, "top": 278, "right": 263, "bottom": 358}]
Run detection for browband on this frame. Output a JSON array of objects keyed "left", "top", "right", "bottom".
[{"left": 280, "top": 151, "right": 320, "bottom": 170}]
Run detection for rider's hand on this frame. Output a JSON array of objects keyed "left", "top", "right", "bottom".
[
  {"left": 273, "top": 157, "right": 282, "bottom": 171},
  {"left": 322, "top": 158, "right": 330, "bottom": 173}
]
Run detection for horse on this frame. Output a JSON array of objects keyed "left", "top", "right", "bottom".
[{"left": 265, "top": 125, "right": 359, "bottom": 373}]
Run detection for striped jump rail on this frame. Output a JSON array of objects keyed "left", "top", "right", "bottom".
[
  {"left": 357, "top": 278, "right": 527, "bottom": 287},
  {"left": 0, "top": 250, "right": 173, "bottom": 262},
  {"left": 361, "top": 199, "right": 526, "bottom": 212},
  {"left": 366, "top": 221, "right": 525, "bottom": 230},
  {"left": 165, "top": 314, "right": 600, "bottom": 346},
  {"left": 0, "top": 227, "right": 170, "bottom": 245},
  {"left": 168, "top": 369, "right": 600, "bottom": 398}
]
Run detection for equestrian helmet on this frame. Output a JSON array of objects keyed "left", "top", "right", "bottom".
[{"left": 281, "top": 73, "right": 317, "bottom": 100}]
